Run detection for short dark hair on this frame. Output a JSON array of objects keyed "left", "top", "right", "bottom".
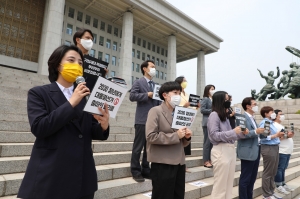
[
  {"left": 175, "top": 76, "right": 185, "bottom": 85},
  {"left": 159, "top": 81, "right": 182, "bottom": 101},
  {"left": 212, "top": 91, "right": 228, "bottom": 122},
  {"left": 140, "top": 60, "right": 154, "bottom": 75},
  {"left": 242, "top": 97, "right": 255, "bottom": 111},
  {"left": 260, "top": 106, "right": 274, "bottom": 118},
  {"left": 203, "top": 84, "right": 215, "bottom": 98},
  {"left": 73, "top": 28, "right": 93, "bottom": 45},
  {"left": 273, "top": 109, "right": 282, "bottom": 121},
  {"left": 48, "top": 45, "right": 83, "bottom": 82}
]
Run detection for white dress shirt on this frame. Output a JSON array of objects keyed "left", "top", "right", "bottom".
[
  {"left": 56, "top": 82, "right": 74, "bottom": 101},
  {"left": 245, "top": 111, "right": 260, "bottom": 144}
]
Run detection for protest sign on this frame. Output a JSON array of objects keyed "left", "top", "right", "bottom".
[
  {"left": 235, "top": 113, "right": 246, "bottom": 131},
  {"left": 234, "top": 107, "right": 242, "bottom": 114},
  {"left": 171, "top": 106, "right": 197, "bottom": 129},
  {"left": 189, "top": 181, "right": 207, "bottom": 187},
  {"left": 152, "top": 84, "right": 162, "bottom": 101},
  {"left": 83, "top": 76, "right": 127, "bottom": 118},
  {"left": 188, "top": 94, "right": 200, "bottom": 107},
  {"left": 83, "top": 55, "right": 108, "bottom": 90},
  {"left": 261, "top": 121, "right": 271, "bottom": 138}
]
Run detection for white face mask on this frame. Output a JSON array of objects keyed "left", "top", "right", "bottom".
[
  {"left": 280, "top": 115, "right": 285, "bottom": 121},
  {"left": 148, "top": 68, "right": 156, "bottom": 77},
  {"left": 168, "top": 95, "right": 181, "bottom": 108},
  {"left": 80, "top": 39, "right": 93, "bottom": 51},
  {"left": 252, "top": 106, "right": 258, "bottom": 113},
  {"left": 209, "top": 90, "right": 215, "bottom": 96},
  {"left": 270, "top": 113, "right": 276, "bottom": 119}
]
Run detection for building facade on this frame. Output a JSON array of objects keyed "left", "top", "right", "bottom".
[{"left": 0, "top": 0, "right": 223, "bottom": 94}]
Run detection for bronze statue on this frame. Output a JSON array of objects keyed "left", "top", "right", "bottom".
[
  {"left": 251, "top": 46, "right": 300, "bottom": 101},
  {"left": 256, "top": 67, "right": 280, "bottom": 101},
  {"left": 280, "top": 62, "right": 300, "bottom": 99}
]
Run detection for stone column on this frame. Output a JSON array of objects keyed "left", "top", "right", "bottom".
[
  {"left": 167, "top": 35, "right": 176, "bottom": 81},
  {"left": 38, "top": 0, "right": 65, "bottom": 75},
  {"left": 119, "top": 11, "right": 133, "bottom": 86},
  {"left": 197, "top": 50, "right": 205, "bottom": 96}
]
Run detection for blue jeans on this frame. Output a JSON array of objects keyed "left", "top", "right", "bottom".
[{"left": 274, "top": 153, "right": 291, "bottom": 186}]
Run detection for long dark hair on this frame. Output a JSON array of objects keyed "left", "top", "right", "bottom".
[
  {"left": 48, "top": 45, "right": 83, "bottom": 82},
  {"left": 212, "top": 91, "right": 228, "bottom": 122},
  {"left": 203, "top": 84, "right": 215, "bottom": 98}
]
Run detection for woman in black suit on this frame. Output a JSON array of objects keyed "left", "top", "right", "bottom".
[{"left": 17, "top": 45, "right": 110, "bottom": 199}]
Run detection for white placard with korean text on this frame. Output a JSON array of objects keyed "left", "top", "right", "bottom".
[
  {"left": 83, "top": 76, "right": 128, "bottom": 118},
  {"left": 171, "top": 106, "right": 198, "bottom": 129}
]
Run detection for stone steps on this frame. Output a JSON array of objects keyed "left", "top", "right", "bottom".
[
  {"left": 0, "top": 156, "right": 204, "bottom": 197},
  {"left": 0, "top": 141, "right": 203, "bottom": 157},
  {"left": 123, "top": 158, "right": 300, "bottom": 199}
]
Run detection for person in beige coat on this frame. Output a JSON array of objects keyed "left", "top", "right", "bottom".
[{"left": 146, "top": 81, "right": 192, "bottom": 199}]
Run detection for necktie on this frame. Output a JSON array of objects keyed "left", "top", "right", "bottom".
[{"left": 149, "top": 81, "right": 154, "bottom": 91}]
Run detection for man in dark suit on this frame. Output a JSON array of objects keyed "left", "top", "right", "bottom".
[
  {"left": 130, "top": 60, "right": 160, "bottom": 182},
  {"left": 237, "top": 97, "right": 265, "bottom": 199}
]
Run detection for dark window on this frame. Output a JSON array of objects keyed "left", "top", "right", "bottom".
[
  {"left": 85, "top": 15, "right": 91, "bottom": 25},
  {"left": 107, "top": 24, "right": 112, "bottom": 34},
  {"left": 77, "top": 11, "right": 83, "bottom": 22},
  {"left": 99, "top": 36, "right": 104, "bottom": 46},
  {"left": 152, "top": 44, "right": 155, "bottom": 52},
  {"left": 114, "top": 27, "right": 118, "bottom": 37},
  {"left": 93, "top": 18, "right": 98, "bottom": 28},
  {"left": 100, "top": 21, "right": 105, "bottom": 31},
  {"left": 68, "top": 7, "right": 75, "bottom": 18}
]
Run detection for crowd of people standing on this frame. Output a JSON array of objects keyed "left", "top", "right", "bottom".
[{"left": 17, "top": 27, "right": 295, "bottom": 199}]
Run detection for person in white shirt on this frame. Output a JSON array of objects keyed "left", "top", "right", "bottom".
[{"left": 273, "top": 109, "right": 294, "bottom": 194}]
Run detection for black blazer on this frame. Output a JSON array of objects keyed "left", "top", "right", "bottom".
[{"left": 18, "top": 82, "right": 109, "bottom": 199}]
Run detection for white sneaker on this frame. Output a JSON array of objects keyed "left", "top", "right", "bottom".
[
  {"left": 283, "top": 184, "right": 294, "bottom": 191},
  {"left": 263, "top": 196, "right": 276, "bottom": 199},
  {"left": 276, "top": 186, "right": 289, "bottom": 195},
  {"left": 273, "top": 192, "right": 284, "bottom": 199}
]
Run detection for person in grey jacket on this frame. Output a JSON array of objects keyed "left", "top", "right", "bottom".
[
  {"left": 129, "top": 60, "right": 161, "bottom": 182},
  {"left": 200, "top": 84, "right": 215, "bottom": 168},
  {"left": 237, "top": 97, "right": 265, "bottom": 199}
]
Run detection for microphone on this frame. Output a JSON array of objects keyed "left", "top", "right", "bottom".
[{"left": 75, "top": 76, "right": 90, "bottom": 101}]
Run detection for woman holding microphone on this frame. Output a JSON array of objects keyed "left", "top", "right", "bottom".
[
  {"left": 207, "top": 91, "right": 248, "bottom": 199},
  {"left": 18, "top": 45, "right": 110, "bottom": 199}
]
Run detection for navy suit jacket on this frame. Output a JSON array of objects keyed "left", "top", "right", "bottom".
[
  {"left": 130, "top": 77, "right": 160, "bottom": 125},
  {"left": 18, "top": 82, "right": 109, "bottom": 199},
  {"left": 236, "top": 112, "right": 259, "bottom": 161}
]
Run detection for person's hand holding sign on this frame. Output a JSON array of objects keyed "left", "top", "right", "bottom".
[
  {"left": 183, "top": 102, "right": 190, "bottom": 108},
  {"left": 93, "top": 103, "right": 110, "bottom": 131},
  {"left": 148, "top": 92, "right": 153, "bottom": 98},
  {"left": 185, "top": 128, "right": 192, "bottom": 139},
  {"left": 69, "top": 82, "right": 90, "bottom": 107},
  {"left": 177, "top": 127, "right": 186, "bottom": 139}
]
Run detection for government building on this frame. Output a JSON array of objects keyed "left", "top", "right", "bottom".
[{"left": 0, "top": 0, "right": 223, "bottom": 94}]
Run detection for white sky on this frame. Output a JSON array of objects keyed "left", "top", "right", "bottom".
[{"left": 168, "top": 0, "right": 300, "bottom": 104}]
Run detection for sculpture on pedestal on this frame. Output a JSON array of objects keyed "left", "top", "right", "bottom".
[
  {"left": 251, "top": 46, "right": 300, "bottom": 101},
  {"left": 256, "top": 67, "right": 280, "bottom": 101}
]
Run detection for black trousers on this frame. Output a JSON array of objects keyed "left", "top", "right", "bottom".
[
  {"left": 239, "top": 147, "right": 261, "bottom": 199},
  {"left": 151, "top": 163, "right": 185, "bottom": 199},
  {"left": 184, "top": 142, "right": 191, "bottom": 155},
  {"left": 130, "top": 124, "right": 150, "bottom": 176},
  {"left": 79, "top": 193, "right": 94, "bottom": 199}
]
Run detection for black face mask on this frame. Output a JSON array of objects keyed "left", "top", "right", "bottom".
[{"left": 223, "top": 100, "right": 231, "bottom": 108}]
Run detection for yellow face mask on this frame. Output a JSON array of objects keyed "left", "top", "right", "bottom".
[
  {"left": 181, "top": 82, "right": 188, "bottom": 89},
  {"left": 59, "top": 63, "right": 83, "bottom": 83}
]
